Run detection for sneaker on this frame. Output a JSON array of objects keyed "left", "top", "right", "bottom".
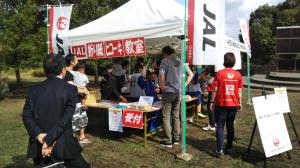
[
  {"left": 79, "top": 137, "right": 92, "bottom": 144},
  {"left": 213, "top": 150, "right": 224, "bottom": 157},
  {"left": 173, "top": 140, "right": 179, "bottom": 145},
  {"left": 160, "top": 141, "right": 172, "bottom": 148},
  {"left": 198, "top": 113, "right": 206, "bottom": 118},
  {"left": 202, "top": 125, "right": 216, "bottom": 131}
]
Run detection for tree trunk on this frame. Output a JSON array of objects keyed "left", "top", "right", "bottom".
[
  {"left": 15, "top": 65, "right": 21, "bottom": 85},
  {"left": 94, "top": 61, "right": 99, "bottom": 84}
]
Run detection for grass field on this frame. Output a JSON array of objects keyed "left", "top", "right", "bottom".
[{"left": 1, "top": 71, "right": 300, "bottom": 168}]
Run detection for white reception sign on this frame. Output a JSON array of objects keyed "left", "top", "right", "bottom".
[
  {"left": 252, "top": 94, "right": 292, "bottom": 158},
  {"left": 274, "top": 87, "right": 290, "bottom": 113}
]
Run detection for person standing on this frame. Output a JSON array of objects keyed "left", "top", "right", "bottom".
[
  {"left": 159, "top": 46, "right": 181, "bottom": 147},
  {"left": 210, "top": 52, "right": 243, "bottom": 156},
  {"left": 129, "top": 63, "right": 146, "bottom": 102},
  {"left": 202, "top": 66, "right": 216, "bottom": 131},
  {"left": 22, "top": 54, "right": 90, "bottom": 167},
  {"left": 64, "top": 53, "right": 91, "bottom": 144}
]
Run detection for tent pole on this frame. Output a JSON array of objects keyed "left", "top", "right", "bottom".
[
  {"left": 177, "top": 0, "right": 192, "bottom": 161},
  {"left": 181, "top": 39, "right": 187, "bottom": 155}
]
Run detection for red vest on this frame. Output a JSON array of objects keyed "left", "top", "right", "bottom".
[{"left": 214, "top": 68, "right": 243, "bottom": 107}]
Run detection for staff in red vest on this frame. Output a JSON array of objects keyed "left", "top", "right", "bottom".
[{"left": 210, "top": 52, "right": 243, "bottom": 157}]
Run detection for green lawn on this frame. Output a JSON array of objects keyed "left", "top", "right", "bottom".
[{"left": 1, "top": 73, "right": 300, "bottom": 167}]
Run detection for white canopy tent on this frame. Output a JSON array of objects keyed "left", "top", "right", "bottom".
[
  {"left": 61, "top": 0, "right": 185, "bottom": 50},
  {"left": 61, "top": 0, "right": 243, "bottom": 69}
]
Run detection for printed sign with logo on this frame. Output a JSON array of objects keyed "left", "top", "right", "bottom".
[
  {"left": 122, "top": 109, "right": 143, "bottom": 129},
  {"left": 108, "top": 108, "right": 123, "bottom": 132},
  {"left": 188, "top": 0, "right": 225, "bottom": 65},
  {"left": 252, "top": 94, "right": 292, "bottom": 158},
  {"left": 48, "top": 5, "right": 73, "bottom": 55}
]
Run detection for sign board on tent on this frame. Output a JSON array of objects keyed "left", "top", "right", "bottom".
[
  {"left": 187, "top": 0, "right": 225, "bottom": 65},
  {"left": 252, "top": 94, "right": 292, "bottom": 158},
  {"left": 48, "top": 5, "right": 73, "bottom": 55},
  {"left": 70, "top": 37, "right": 146, "bottom": 59}
]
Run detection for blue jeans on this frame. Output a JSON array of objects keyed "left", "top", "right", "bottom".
[{"left": 215, "top": 106, "right": 237, "bottom": 151}]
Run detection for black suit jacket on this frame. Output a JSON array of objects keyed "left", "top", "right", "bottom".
[{"left": 22, "top": 77, "right": 82, "bottom": 159}]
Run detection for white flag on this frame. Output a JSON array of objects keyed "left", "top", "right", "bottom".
[
  {"left": 191, "top": 0, "right": 225, "bottom": 65},
  {"left": 240, "top": 19, "right": 251, "bottom": 57},
  {"left": 48, "top": 5, "right": 73, "bottom": 55}
]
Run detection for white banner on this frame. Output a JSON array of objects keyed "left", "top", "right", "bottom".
[
  {"left": 108, "top": 108, "right": 123, "bottom": 132},
  {"left": 252, "top": 95, "right": 292, "bottom": 158},
  {"left": 192, "top": 0, "right": 225, "bottom": 65},
  {"left": 48, "top": 5, "right": 73, "bottom": 55},
  {"left": 240, "top": 19, "right": 251, "bottom": 57},
  {"left": 224, "top": 36, "right": 247, "bottom": 53}
]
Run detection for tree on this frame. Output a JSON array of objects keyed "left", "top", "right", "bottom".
[
  {"left": 0, "top": 1, "right": 46, "bottom": 84},
  {"left": 0, "top": 0, "right": 129, "bottom": 85},
  {"left": 248, "top": 0, "right": 300, "bottom": 66}
]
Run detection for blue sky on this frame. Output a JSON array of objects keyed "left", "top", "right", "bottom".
[{"left": 175, "top": 0, "right": 285, "bottom": 39}]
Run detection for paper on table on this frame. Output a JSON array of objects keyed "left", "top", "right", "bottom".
[{"left": 138, "top": 96, "right": 154, "bottom": 106}]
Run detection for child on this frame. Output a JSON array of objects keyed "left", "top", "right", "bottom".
[
  {"left": 139, "top": 69, "right": 161, "bottom": 131},
  {"left": 129, "top": 64, "right": 146, "bottom": 102},
  {"left": 139, "top": 69, "right": 160, "bottom": 102},
  {"left": 202, "top": 66, "right": 216, "bottom": 131},
  {"left": 71, "top": 63, "right": 91, "bottom": 144},
  {"left": 72, "top": 63, "right": 90, "bottom": 108},
  {"left": 186, "top": 66, "right": 206, "bottom": 123}
]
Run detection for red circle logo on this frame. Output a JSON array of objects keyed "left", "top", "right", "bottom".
[
  {"left": 273, "top": 138, "right": 280, "bottom": 147},
  {"left": 57, "top": 16, "right": 68, "bottom": 30}
]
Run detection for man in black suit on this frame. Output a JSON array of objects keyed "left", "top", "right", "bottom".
[{"left": 22, "top": 54, "right": 90, "bottom": 167}]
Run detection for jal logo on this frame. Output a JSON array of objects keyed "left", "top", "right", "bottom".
[
  {"left": 273, "top": 138, "right": 280, "bottom": 147},
  {"left": 57, "top": 16, "right": 68, "bottom": 30},
  {"left": 227, "top": 73, "right": 234, "bottom": 79}
]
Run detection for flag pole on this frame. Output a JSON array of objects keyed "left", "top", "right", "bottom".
[
  {"left": 247, "top": 53, "right": 252, "bottom": 105},
  {"left": 46, "top": 4, "right": 50, "bottom": 54},
  {"left": 177, "top": 0, "right": 192, "bottom": 161}
]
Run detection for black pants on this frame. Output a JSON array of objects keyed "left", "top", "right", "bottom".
[
  {"left": 33, "top": 155, "right": 90, "bottom": 168},
  {"left": 207, "top": 92, "right": 215, "bottom": 127},
  {"left": 215, "top": 106, "right": 238, "bottom": 151}
]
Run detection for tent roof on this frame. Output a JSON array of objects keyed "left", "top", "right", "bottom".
[{"left": 62, "top": 0, "right": 184, "bottom": 46}]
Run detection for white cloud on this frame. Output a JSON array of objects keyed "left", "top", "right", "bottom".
[{"left": 225, "top": 0, "right": 285, "bottom": 39}]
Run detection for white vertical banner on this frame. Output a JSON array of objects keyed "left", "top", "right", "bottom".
[
  {"left": 192, "top": 0, "right": 225, "bottom": 65},
  {"left": 48, "top": 5, "right": 73, "bottom": 55},
  {"left": 240, "top": 19, "right": 251, "bottom": 57}
]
